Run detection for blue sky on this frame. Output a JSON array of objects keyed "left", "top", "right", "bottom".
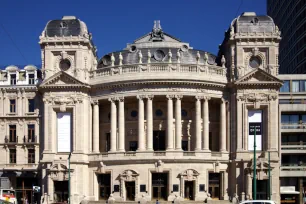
[{"left": 0, "top": 0, "right": 266, "bottom": 67}]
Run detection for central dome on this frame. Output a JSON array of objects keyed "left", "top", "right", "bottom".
[{"left": 98, "top": 21, "right": 216, "bottom": 68}]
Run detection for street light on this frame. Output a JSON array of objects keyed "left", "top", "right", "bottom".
[{"left": 68, "top": 152, "right": 72, "bottom": 204}]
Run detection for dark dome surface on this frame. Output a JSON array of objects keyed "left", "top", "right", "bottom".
[{"left": 44, "top": 16, "right": 87, "bottom": 37}]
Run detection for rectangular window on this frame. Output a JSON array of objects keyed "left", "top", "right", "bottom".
[
  {"left": 9, "top": 149, "right": 16, "bottom": 163},
  {"left": 28, "top": 74, "right": 35, "bottom": 85},
  {"left": 9, "top": 125, "right": 16, "bottom": 142},
  {"left": 129, "top": 141, "right": 138, "bottom": 151},
  {"left": 182, "top": 141, "right": 188, "bottom": 151},
  {"left": 248, "top": 110, "right": 263, "bottom": 151},
  {"left": 10, "top": 74, "right": 16, "bottom": 85},
  {"left": 300, "top": 80, "right": 306, "bottom": 92},
  {"left": 57, "top": 112, "right": 72, "bottom": 152},
  {"left": 28, "top": 149, "right": 35, "bottom": 163},
  {"left": 10, "top": 99, "right": 16, "bottom": 113},
  {"left": 280, "top": 80, "right": 290, "bottom": 92},
  {"left": 28, "top": 124, "right": 35, "bottom": 142},
  {"left": 28, "top": 99, "right": 35, "bottom": 112},
  {"left": 292, "top": 80, "right": 300, "bottom": 92}
]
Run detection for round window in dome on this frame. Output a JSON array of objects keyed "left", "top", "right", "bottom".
[
  {"left": 102, "top": 55, "right": 112, "bottom": 66},
  {"left": 249, "top": 56, "right": 261, "bottom": 68},
  {"left": 131, "top": 110, "right": 138, "bottom": 118},
  {"left": 59, "top": 59, "right": 71, "bottom": 71},
  {"left": 154, "top": 50, "right": 165, "bottom": 61},
  {"left": 155, "top": 109, "right": 163, "bottom": 117},
  {"left": 181, "top": 109, "right": 188, "bottom": 117},
  {"left": 129, "top": 45, "right": 137, "bottom": 53}
]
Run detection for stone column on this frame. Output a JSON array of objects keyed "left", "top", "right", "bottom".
[
  {"left": 246, "top": 173, "right": 252, "bottom": 199},
  {"left": 92, "top": 100, "right": 100, "bottom": 153},
  {"left": 48, "top": 175, "right": 54, "bottom": 202},
  {"left": 146, "top": 95, "right": 154, "bottom": 151},
  {"left": 167, "top": 95, "right": 174, "bottom": 150},
  {"left": 237, "top": 98, "right": 243, "bottom": 151},
  {"left": 223, "top": 171, "right": 229, "bottom": 200},
  {"left": 195, "top": 96, "right": 202, "bottom": 151},
  {"left": 137, "top": 95, "right": 145, "bottom": 151},
  {"left": 43, "top": 100, "right": 49, "bottom": 152},
  {"left": 203, "top": 96, "right": 210, "bottom": 151},
  {"left": 175, "top": 95, "right": 183, "bottom": 150},
  {"left": 118, "top": 97, "right": 125, "bottom": 152},
  {"left": 109, "top": 98, "right": 117, "bottom": 152},
  {"left": 220, "top": 98, "right": 227, "bottom": 152}
]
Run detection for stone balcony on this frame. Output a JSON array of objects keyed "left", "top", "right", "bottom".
[
  {"left": 280, "top": 165, "right": 306, "bottom": 177},
  {"left": 88, "top": 151, "right": 229, "bottom": 163},
  {"left": 90, "top": 63, "right": 228, "bottom": 86}
]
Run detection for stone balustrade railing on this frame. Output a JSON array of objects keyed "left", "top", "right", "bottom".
[{"left": 90, "top": 63, "right": 227, "bottom": 78}]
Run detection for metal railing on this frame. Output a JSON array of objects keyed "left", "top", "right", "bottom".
[
  {"left": 4, "top": 136, "right": 18, "bottom": 143},
  {"left": 281, "top": 123, "right": 306, "bottom": 129},
  {"left": 22, "top": 135, "right": 37, "bottom": 143}
]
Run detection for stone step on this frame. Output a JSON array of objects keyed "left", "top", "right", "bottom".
[{"left": 88, "top": 200, "right": 231, "bottom": 204}]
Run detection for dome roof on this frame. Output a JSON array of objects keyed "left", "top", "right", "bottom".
[
  {"left": 43, "top": 16, "right": 89, "bottom": 37},
  {"left": 98, "top": 21, "right": 217, "bottom": 68},
  {"left": 231, "top": 12, "right": 275, "bottom": 33}
]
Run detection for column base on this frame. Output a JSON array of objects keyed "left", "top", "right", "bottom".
[{"left": 202, "top": 149, "right": 211, "bottom": 152}]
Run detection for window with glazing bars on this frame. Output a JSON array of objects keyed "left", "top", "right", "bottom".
[
  {"left": 28, "top": 99, "right": 35, "bottom": 112},
  {"left": 10, "top": 99, "right": 16, "bottom": 113},
  {"left": 10, "top": 74, "right": 16, "bottom": 85},
  {"left": 28, "top": 124, "right": 35, "bottom": 142},
  {"left": 9, "top": 125, "right": 16, "bottom": 142},
  {"left": 9, "top": 149, "right": 16, "bottom": 163},
  {"left": 28, "top": 74, "right": 35, "bottom": 84},
  {"left": 28, "top": 149, "right": 35, "bottom": 163}
]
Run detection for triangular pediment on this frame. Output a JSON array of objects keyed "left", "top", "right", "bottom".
[
  {"left": 134, "top": 32, "right": 181, "bottom": 43},
  {"left": 234, "top": 68, "right": 283, "bottom": 88},
  {"left": 39, "top": 71, "right": 90, "bottom": 89}
]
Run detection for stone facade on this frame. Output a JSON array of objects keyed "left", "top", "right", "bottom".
[{"left": 1, "top": 12, "right": 298, "bottom": 204}]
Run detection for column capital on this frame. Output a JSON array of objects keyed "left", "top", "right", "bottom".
[
  {"left": 203, "top": 96, "right": 211, "bottom": 101},
  {"left": 221, "top": 97, "right": 228, "bottom": 103},
  {"left": 166, "top": 95, "right": 175, "bottom": 100},
  {"left": 92, "top": 99, "right": 99, "bottom": 105},
  {"left": 108, "top": 97, "right": 117, "bottom": 102},
  {"left": 118, "top": 96, "right": 124, "bottom": 102},
  {"left": 146, "top": 95, "right": 154, "bottom": 100},
  {"left": 175, "top": 95, "right": 183, "bottom": 100},
  {"left": 195, "top": 95, "right": 204, "bottom": 100},
  {"left": 137, "top": 95, "right": 146, "bottom": 100}
]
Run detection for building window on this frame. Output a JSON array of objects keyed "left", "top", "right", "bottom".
[
  {"left": 280, "top": 80, "right": 290, "bottom": 92},
  {"left": 155, "top": 109, "right": 163, "bottom": 117},
  {"left": 10, "top": 74, "right": 16, "bottom": 85},
  {"left": 28, "top": 99, "right": 35, "bottom": 112},
  {"left": 28, "top": 124, "right": 35, "bottom": 142},
  {"left": 28, "top": 74, "right": 35, "bottom": 85},
  {"left": 182, "top": 141, "right": 188, "bottom": 151},
  {"left": 9, "top": 125, "right": 17, "bottom": 142},
  {"left": 28, "top": 149, "right": 35, "bottom": 164},
  {"left": 181, "top": 109, "right": 188, "bottom": 117},
  {"left": 9, "top": 149, "right": 16, "bottom": 164},
  {"left": 10, "top": 99, "right": 16, "bottom": 113},
  {"left": 129, "top": 141, "right": 138, "bottom": 151},
  {"left": 131, "top": 110, "right": 138, "bottom": 118},
  {"left": 292, "top": 81, "right": 300, "bottom": 92},
  {"left": 249, "top": 56, "right": 261, "bottom": 68},
  {"left": 300, "top": 80, "right": 306, "bottom": 92}
]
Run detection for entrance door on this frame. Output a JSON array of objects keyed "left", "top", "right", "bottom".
[
  {"left": 125, "top": 182, "right": 135, "bottom": 201},
  {"left": 153, "top": 131, "right": 166, "bottom": 151},
  {"left": 209, "top": 173, "right": 220, "bottom": 200},
  {"left": 54, "top": 181, "right": 68, "bottom": 203},
  {"left": 253, "top": 180, "right": 268, "bottom": 200},
  {"left": 184, "top": 181, "right": 194, "bottom": 200},
  {"left": 152, "top": 173, "right": 168, "bottom": 201},
  {"left": 98, "top": 174, "right": 111, "bottom": 200}
]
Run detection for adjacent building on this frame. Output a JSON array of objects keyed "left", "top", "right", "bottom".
[
  {"left": 267, "top": 0, "right": 306, "bottom": 74},
  {"left": 3, "top": 12, "right": 305, "bottom": 204}
]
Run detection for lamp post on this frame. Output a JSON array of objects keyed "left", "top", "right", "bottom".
[
  {"left": 268, "top": 151, "right": 271, "bottom": 200},
  {"left": 68, "top": 152, "right": 72, "bottom": 204},
  {"left": 253, "top": 127, "right": 257, "bottom": 200}
]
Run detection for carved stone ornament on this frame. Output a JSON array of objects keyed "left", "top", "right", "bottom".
[
  {"left": 237, "top": 93, "right": 277, "bottom": 108},
  {"left": 97, "top": 162, "right": 106, "bottom": 174},
  {"left": 49, "top": 162, "right": 71, "bottom": 181},
  {"left": 120, "top": 169, "right": 139, "bottom": 182},
  {"left": 180, "top": 169, "right": 199, "bottom": 181},
  {"left": 247, "top": 158, "right": 274, "bottom": 180},
  {"left": 155, "top": 160, "right": 164, "bottom": 173},
  {"left": 138, "top": 64, "right": 147, "bottom": 71}
]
